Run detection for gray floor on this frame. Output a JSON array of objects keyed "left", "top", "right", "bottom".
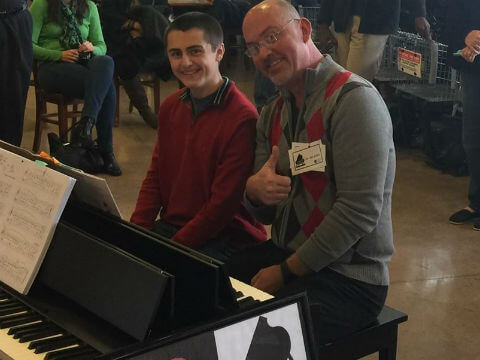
[{"left": 21, "top": 59, "right": 479, "bottom": 359}]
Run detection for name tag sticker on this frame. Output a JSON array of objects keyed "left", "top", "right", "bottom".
[{"left": 288, "top": 140, "right": 326, "bottom": 176}]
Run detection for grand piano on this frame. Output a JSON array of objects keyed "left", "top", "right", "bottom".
[
  {"left": 0, "top": 141, "right": 317, "bottom": 360},
  {"left": 0, "top": 188, "right": 273, "bottom": 360}
]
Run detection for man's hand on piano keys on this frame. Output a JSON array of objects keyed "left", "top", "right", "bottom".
[
  {"left": 250, "top": 254, "right": 312, "bottom": 293},
  {"left": 251, "top": 264, "right": 284, "bottom": 294}
]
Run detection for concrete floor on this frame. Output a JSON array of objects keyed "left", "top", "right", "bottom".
[{"left": 21, "top": 59, "right": 479, "bottom": 359}]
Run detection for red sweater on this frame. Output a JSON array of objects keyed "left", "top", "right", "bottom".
[{"left": 130, "top": 80, "right": 267, "bottom": 249}]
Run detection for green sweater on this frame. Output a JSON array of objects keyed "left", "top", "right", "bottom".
[{"left": 30, "top": 0, "right": 106, "bottom": 61}]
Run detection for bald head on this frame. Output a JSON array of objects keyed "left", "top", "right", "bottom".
[
  {"left": 242, "top": 0, "right": 323, "bottom": 93},
  {"left": 243, "top": 0, "right": 300, "bottom": 31}
]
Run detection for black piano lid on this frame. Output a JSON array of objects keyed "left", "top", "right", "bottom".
[
  {"left": 37, "top": 221, "right": 173, "bottom": 342},
  {"left": 98, "top": 293, "right": 317, "bottom": 360},
  {"left": 61, "top": 200, "right": 238, "bottom": 324}
]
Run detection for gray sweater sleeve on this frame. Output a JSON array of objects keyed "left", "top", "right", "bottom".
[{"left": 296, "top": 86, "right": 395, "bottom": 272}]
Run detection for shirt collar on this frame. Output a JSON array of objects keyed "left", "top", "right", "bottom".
[
  {"left": 278, "top": 55, "right": 341, "bottom": 100},
  {"left": 179, "top": 76, "right": 231, "bottom": 105}
]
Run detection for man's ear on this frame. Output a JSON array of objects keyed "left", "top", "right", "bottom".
[
  {"left": 215, "top": 43, "right": 225, "bottom": 62},
  {"left": 299, "top": 18, "right": 312, "bottom": 43}
]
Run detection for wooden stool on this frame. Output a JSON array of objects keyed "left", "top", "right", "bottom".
[
  {"left": 318, "top": 306, "right": 408, "bottom": 360},
  {"left": 31, "top": 62, "right": 83, "bottom": 153}
]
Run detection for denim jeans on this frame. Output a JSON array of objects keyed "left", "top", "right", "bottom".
[
  {"left": 38, "top": 55, "right": 116, "bottom": 153},
  {"left": 461, "top": 71, "right": 480, "bottom": 212}
]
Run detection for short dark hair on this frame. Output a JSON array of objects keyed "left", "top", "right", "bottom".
[{"left": 165, "top": 12, "right": 223, "bottom": 50}]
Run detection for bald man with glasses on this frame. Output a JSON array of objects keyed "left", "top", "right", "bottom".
[{"left": 228, "top": 0, "right": 396, "bottom": 346}]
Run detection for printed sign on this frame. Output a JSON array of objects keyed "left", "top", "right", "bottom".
[
  {"left": 288, "top": 141, "right": 326, "bottom": 176},
  {"left": 397, "top": 48, "right": 422, "bottom": 78}
]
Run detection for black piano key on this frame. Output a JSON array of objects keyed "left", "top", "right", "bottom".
[
  {"left": 30, "top": 334, "right": 78, "bottom": 353},
  {"left": 45, "top": 345, "right": 79, "bottom": 360},
  {"left": 0, "top": 299, "right": 21, "bottom": 308},
  {"left": 19, "top": 327, "right": 63, "bottom": 342},
  {"left": 63, "top": 350, "right": 100, "bottom": 360},
  {"left": 11, "top": 321, "right": 55, "bottom": 337},
  {"left": 237, "top": 296, "right": 259, "bottom": 308},
  {"left": 235, "top": 291, "right": 244, "bottom": 299},
  {"left": 13, "top": 322, "right": 60, "bottom": 339},
  {"left": 0, "top": 311, "right": 24, "bottom": 319},
  {"left": 0, "top": 305, "right": 28, "bottom": 316},
  {"left": 0, "top": 312, "right": 42, "bottom": 328},
  {"left": 8, "top": 320, "right": 46, "bottom": 335},
  {"left": 45, "top": 345, "right": 95, "bottom": 360}
]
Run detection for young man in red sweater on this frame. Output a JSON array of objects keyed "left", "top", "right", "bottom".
[{"left": 130, "top": 12, "right": 266, "bottom": 261}]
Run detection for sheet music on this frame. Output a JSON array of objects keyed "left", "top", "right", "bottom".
[{"left": 0, "top": 148, "right": 76, "bottom": 294}]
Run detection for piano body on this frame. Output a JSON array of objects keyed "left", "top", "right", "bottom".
[{"left": 0, "top": 199, "right": 273, "bottom": 360}]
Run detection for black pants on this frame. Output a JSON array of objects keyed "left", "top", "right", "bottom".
[
  {"left": 461, "top": 71, "right": 480, "bottom": 212},
  {"left": 0, "top": 8, "right": 33, "bottom": 146},
  {"left": 227, "top": 240, "right": 388, "bottom": 346}
]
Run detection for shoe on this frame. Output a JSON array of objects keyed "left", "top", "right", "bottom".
[
  {"left": 70, "top": 117, "right": 95, "bottom": 149},
  {"left": 102, "top": 152, "right": 122, "bottom": 176},
  {"left": 449, "top": 209, "right": 480, "bottom": 224},
  {"left": 474, "top": 220, "right": 480, "bottom": 231},
  {"left": 139, "top": 107, "right": 158, "bottom": 129}
]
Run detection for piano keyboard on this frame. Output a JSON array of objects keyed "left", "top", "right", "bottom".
[
  {"left": 230, "top": 277, "right": 274, "bottom": 307},
  {"left": 0, "top": 279, "right": 271, "bottom": 360},
  {"left": 0, "top": 289, "right": 100, "bottom": 360}
]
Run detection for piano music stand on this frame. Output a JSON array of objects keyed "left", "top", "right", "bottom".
[{"left": 59, "top": 200, "right": 238, "bottom": 331}]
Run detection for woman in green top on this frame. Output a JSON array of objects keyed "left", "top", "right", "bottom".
[{"left": 30, "top": 0, "right": 121, "bottom": 176}]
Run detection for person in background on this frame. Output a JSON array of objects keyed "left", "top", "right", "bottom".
[
  {"left": 30, "top": 0, "right": 121, "bottom": 176},
  {"left": 229, "top": 0, "right": 395, "bottom": 346},
  {"left": 447, "top": 0, "right": 480, "bottom": 231},
  {"left": 0, "top": 0, "right": 33, "bottom": 147},
  {"left": 169, "top": 0, "right": 252, "bottom": 32},
  {"left": 317, "top": 0, "right": 430, "bottom": 81},
  {"left": 99, "top": 0, "right": 171, "bottom": 129},
  {"left": 130, "top": 12, "right": 266, "bottom": 262}
]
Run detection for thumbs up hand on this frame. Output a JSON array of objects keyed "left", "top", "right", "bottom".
[{"left": 246, "top": 146, "right": 291, "bottom": 206}]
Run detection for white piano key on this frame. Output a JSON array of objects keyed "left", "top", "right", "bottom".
[{"left": 0, "top": 325, "right": 46, "bottom": 360}]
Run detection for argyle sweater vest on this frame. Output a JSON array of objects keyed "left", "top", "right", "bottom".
[{"left": 261, "top": 62, "right": 371, "bottom": 251}]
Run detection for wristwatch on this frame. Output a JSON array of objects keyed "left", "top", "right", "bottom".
[{"left": 280, "top": 260, "right": 298, "bottom": 284}]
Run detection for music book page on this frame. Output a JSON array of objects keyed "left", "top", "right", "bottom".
[{"left": 0, "top": 148, "right": 76, "bottom": 294}]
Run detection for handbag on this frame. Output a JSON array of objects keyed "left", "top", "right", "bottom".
[{"left": 48, "top": 132, "right": 105, "bottom": 174}]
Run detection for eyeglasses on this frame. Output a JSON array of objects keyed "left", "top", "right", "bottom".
[{"left": 245, "top": 18, "right": 299, "bottom": 58}]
